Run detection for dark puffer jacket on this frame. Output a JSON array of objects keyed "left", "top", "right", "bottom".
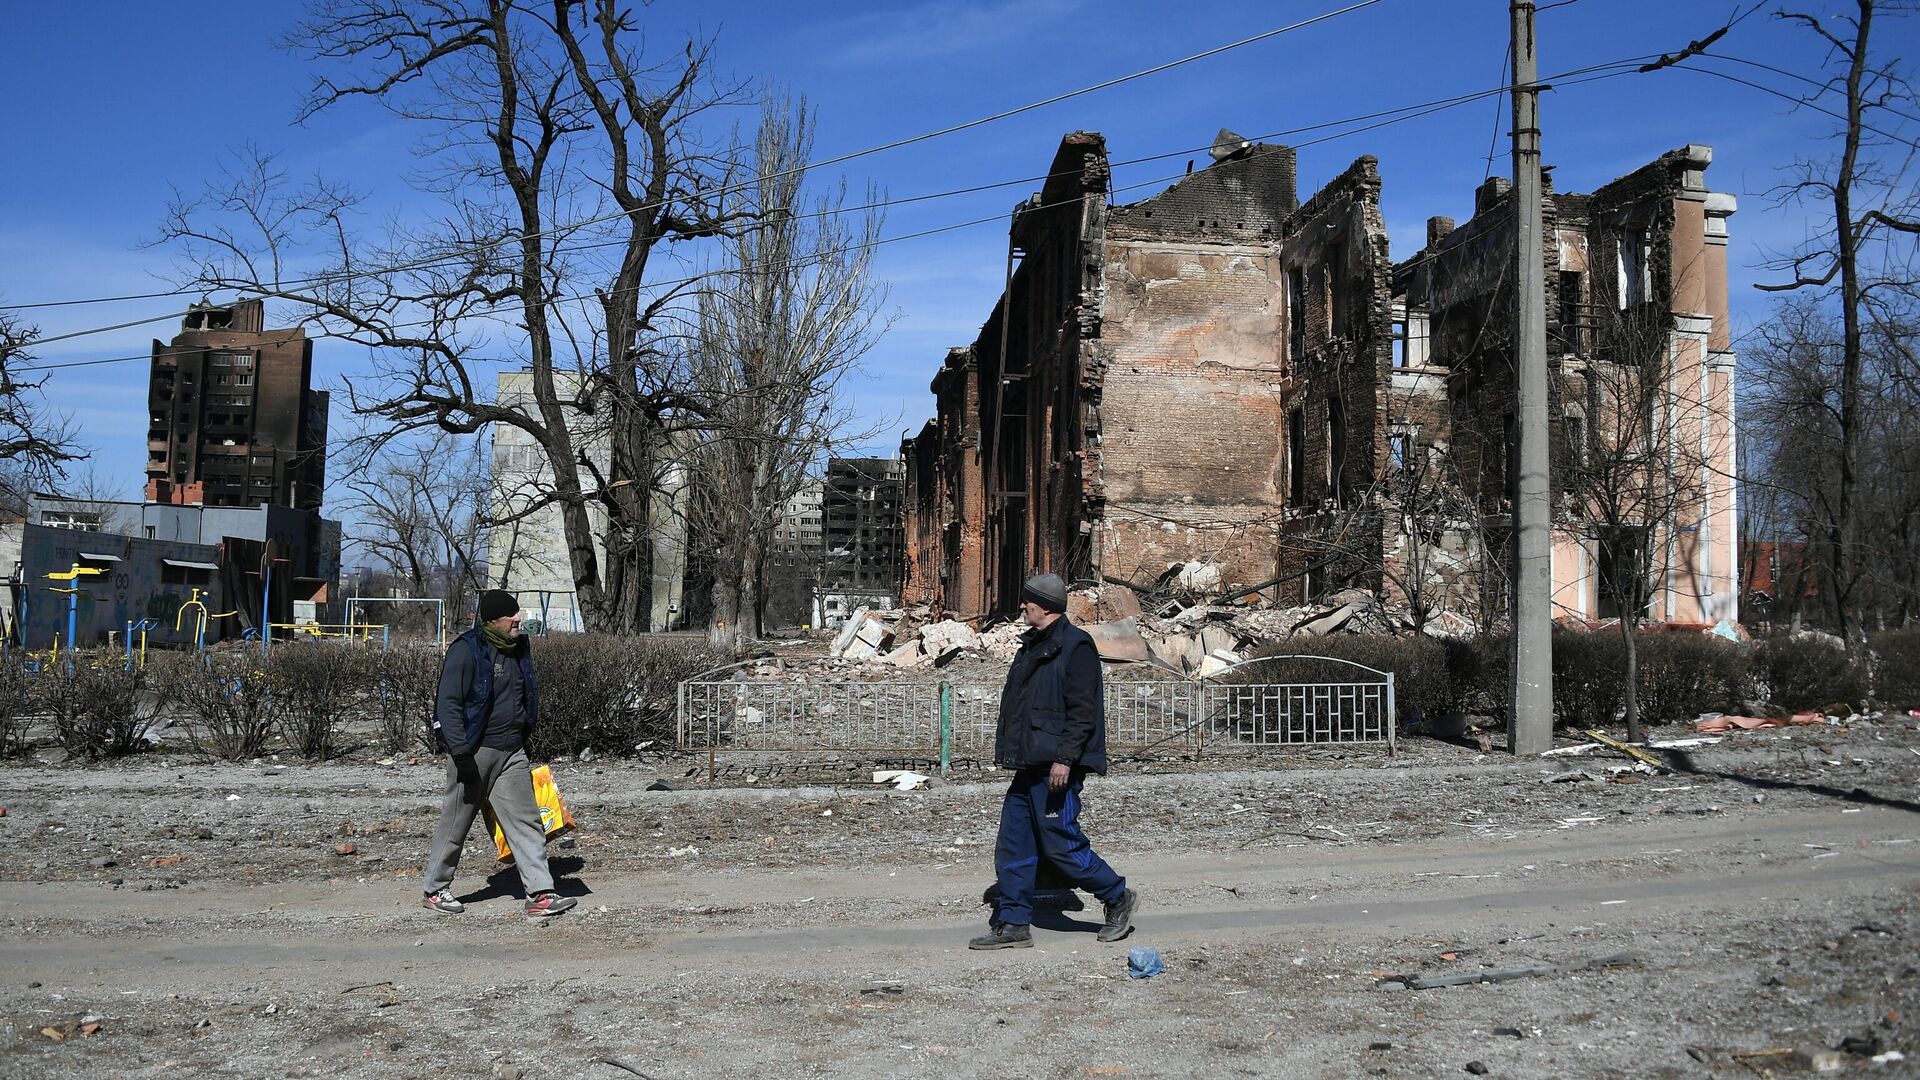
[{"left": 994, "top": 616, "right": 1108, "bottom": 774}]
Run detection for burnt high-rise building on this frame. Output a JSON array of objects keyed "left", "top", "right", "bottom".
[{"left": 145, "top": 299, "right": 329, "bottom": 510}]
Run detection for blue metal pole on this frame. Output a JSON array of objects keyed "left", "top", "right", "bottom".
[
  {"left": 261, "top": 561, "right": 272, "bottom": 658},
  {"left": 64, "top": 589, "right": 79, "bottom": 675}
]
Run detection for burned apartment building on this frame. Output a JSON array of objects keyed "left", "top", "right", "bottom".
[
  {"left": 146, "top": 299, "right": 329, "bottom": 511},
  {"left": 903, "top": 132, "right": 1738, "bottom": 628},
  {"left": 763, "top": 478, "right": 823, "bottom": 629},
  {"left": 820, "top": 457, "right": 905, "bottom": 624},
  {"left": 1391, "top": 145, "right": 1739, "bottom": 627},
  {"left": 901, "top": 131, "right": 1393, "bottom": 616}
]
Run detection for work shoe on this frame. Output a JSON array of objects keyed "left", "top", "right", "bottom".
[
  {"left": 968, "top": 922, "right": 1033, "bottom": 950},
  {"left": 524, "top": 892, "right": 577, "bottom": 918},
  {"left": 1097, "top": 888, "right": 1140, "bottom": 942},
  {"left": 422, "top": 888, "right": 465, "bottom": 915}
]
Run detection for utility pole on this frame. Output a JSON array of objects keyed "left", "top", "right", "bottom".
[{"left": 1508, "top": 0, "right": 1554, "bottom": 754}]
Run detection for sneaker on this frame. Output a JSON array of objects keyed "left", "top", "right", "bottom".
[
  {"left": 422, "top": 888, "right": 465, "bottom": 915},
  {"left": 968, "top": 922, "right": 1033, "bottom": 950},
  {"left": 524, "top": 892, "right": 577, "bottom": 918},
  {"left": 1097, "top": 888, "right": 1139, "bottom": 942}
]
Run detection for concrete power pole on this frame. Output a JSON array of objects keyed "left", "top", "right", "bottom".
[{"left": 1508, "top": 0, "right": 1554, "bottom": 755}]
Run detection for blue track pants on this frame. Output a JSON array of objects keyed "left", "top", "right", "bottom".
[{"left": 992, "top": 766, "right": 1126, "bottom": 926}]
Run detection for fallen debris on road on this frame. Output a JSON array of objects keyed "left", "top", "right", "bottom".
[{"left": 1375, "top": 951, "right": 1640, "bottom": 991}]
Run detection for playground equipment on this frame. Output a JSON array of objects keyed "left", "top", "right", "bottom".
[
  {"left": 270, "top": 622, "right": 390, "bottom": 647},
  {"left": 123, "top": 618, "right": 161, "bottom": 670},
  {"left": 346, "top": 596, "right": 445, "bottom": 647},
  {"left": 175, "top": 587, "right": 240, "bottom": 651},
  {"left": 259, "top": 551, "right": 290, "bottom": 657},
  {"left": 506, "top": 589, "right": 582, "bottom": 635},
  {"left": 45, "top": 563, "right": 105, "bottom": 673}
]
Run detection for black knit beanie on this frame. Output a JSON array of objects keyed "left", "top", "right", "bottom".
[{"left": 478, "top": 590, "right": 520, "bottom": 623}]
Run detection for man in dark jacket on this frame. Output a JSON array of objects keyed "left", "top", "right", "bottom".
[
  {"left": 970, "top": 573, "right": 1139, "bottom": 950},
  {"left": 420, "top": 590, "right": 575, "bottom": 918}
]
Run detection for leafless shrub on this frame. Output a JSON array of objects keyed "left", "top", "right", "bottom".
[
  {"left": 269, "top": 643, "right": 372, "bottom": 760},
  {"left": 0, "top": 652, "right": 34, "bottom": 756},
  {"left": 40, "top": 653, "right": 168, "bottom": 760},
  {"left": 373, "top": 644, "right": 444, "bottom": 754},
  {"left": 162, "top": 651, "right": 284, "bottom": 761}
]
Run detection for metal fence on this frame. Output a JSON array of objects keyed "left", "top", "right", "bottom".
[{"left": 677, "top": 655, "right": 1395, "bottom": 770}]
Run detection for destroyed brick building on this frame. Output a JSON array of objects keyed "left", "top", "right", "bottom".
[
  {"left": 1391, "top": 145, "right": 1739, "bottom": 627},
  {"left": 902, "top": 130, "right": 1391, "bottom": 616},
  {"left": 903, "top": 132, "right": 1739, "bottom": 629},
  {"left": 146, "top": 299, "right": 329, "bottom": 511}
]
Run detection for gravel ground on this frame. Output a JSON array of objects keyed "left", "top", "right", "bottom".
[{"left": 2, "top": 713, "right": 1917, "bottom": 1078}]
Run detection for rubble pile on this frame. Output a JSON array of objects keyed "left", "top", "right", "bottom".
[{"left": 790, "top": 560, "right": 1471, "bottom": 682}]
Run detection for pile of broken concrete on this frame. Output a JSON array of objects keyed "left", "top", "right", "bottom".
[{"left": 823, "top": 576, "right": 1450, "bottom": 679}]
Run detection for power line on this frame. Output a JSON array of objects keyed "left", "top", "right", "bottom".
[
  {"left": 0, "top": 0, "right": 1383, "bottom": 315},
  {"left": 15, "top": 54, "right": 1658, "bottom": 361},
  {"left": 13, "top": 55, "right": 1664, "bottom": 377},
  {"left": 1700, "top": 50, "right": 1920, "bottom": 129}
]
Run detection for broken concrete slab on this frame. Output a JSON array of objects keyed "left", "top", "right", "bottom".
[
  {"left": 1196, "top": 648, "right": 1242, "bottom": 680},
  {"left": 1199, "top": 623, "right": 1237, "bottom": 658},
  {"left": 1294, "top": 601, "right": 1363, "bottom": 636},
  {"left": 882, "top": 641, "right": 927, "bottom": 668},
  {"left": 843, "top": 617, "right": 891, "bottom": 662},
  {"left": 1083, "top": 617, "right": 1151, "bottom": 663},
  {"left": 1146, "top": 632, "right": 1193, "bottom": 674},
  {"left": 1069, "top": 584, "right": 1144, "bottom": 625},
  {"left": 828, "top": 607, "right": 871, "bottom": 657},
  {"left": 918, "top": 619, "right": 981, "bottom": 655}
]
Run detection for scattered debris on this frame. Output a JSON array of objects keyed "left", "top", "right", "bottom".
[
  {"left": 594, "top": 1058, "right": 658, "bottom": 1079},
  {"left": 1697, "top": 713, "right": 1829, "bottom": 733},
  {"left": 1581, "top": 730, "right": 1665, "bottom": 770},
  {"left": 873, "top": 770, "right": 929, "bottom": 791},
  {"left": 1127, "top": 947, "right": 1165, "bottom": 980},
  {"left": 1376, "top": 951, "right": 1639, "bottom": 991}
]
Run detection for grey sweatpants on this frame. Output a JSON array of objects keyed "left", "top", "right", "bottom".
[{"left": 422, "top": 745, "right": 553, "bottom": 896}]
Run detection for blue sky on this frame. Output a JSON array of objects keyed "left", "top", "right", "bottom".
[{"left": 1, "top": 0, "right": 1906, "bottom": 512}]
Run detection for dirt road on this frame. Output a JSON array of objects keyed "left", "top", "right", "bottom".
[{"left": 4, "top": 719, "right": 1918, "bottom": 1078}]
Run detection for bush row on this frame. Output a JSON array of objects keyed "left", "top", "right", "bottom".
[
  {"left": 5, "top": 626, "right": 1910, "bottom": 758},
  {"left": 1, "top": 634, "right": 728, "bottom": 762},
  {"left": 1245, "top": 626, "right": 1920, "bottom": 731}
]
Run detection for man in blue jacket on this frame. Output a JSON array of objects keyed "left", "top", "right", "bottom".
[
  {"left": 420, "top": 590, "right": 575, "bottom": 918},
  {"left": 970, "top": 573, "right": 1139, "bottom": 949}
]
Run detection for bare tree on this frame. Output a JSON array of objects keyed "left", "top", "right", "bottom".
[
  {"left": 1558, "top": 301, "right": 1731, "bottom": 742},
  {"left": 339, "top": 428, "right": 491, "bottom": 618},
  {"left": 1755, "top": 0, "right": 1919, "bottom": 650},
  {"left": 156, "top": 0, "right": 760, "bottom": 634},
  {"left": 680, "top": 95, "right": 889, "bottom": 650},
  {"left": 0, "top": 312, "right": 83, "bottom": 511},
  {"left": 1746, "top": 294, "right": 1920, "bottom": 630}
]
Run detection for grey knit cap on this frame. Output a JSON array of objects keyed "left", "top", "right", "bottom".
[{"left": 1021, "top": 573, "right": 1068, "bottom": 613}]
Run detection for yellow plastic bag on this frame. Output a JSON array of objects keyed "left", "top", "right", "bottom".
[{"left": 481, "top": 764, "right": 576, "bottom": 864}]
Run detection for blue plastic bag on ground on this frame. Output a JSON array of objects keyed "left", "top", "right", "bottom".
[{"left": 1127, "top": 946, "right": 1164, "bottom": 979}]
